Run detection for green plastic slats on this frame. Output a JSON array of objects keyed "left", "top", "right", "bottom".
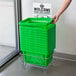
[{"left": 23, "top": 51, "right": 53, "bottom": 67}]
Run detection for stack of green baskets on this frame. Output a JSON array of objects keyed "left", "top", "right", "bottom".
[{"left": 19, "top": 18, "right": 56, "bottom": 67}]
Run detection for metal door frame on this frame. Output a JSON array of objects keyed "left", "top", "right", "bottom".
[{"left": 0, "top": 0, "right": 22, "bottom": 67}]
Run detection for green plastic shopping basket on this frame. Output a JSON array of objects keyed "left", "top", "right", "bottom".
[{"left": 19, "top": 17, "right": 56, "bottom": 66}]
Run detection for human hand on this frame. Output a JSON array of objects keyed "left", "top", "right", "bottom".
[{"left": 51, "top": 14, "right": 59, "bottom": 24}]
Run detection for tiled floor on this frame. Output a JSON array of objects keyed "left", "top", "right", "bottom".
[{"left": 0, "top": 55, "right": 76, "bottom": 76}]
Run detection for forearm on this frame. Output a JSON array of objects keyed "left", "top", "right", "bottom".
[{"left": 56, "top": 0, "right": 72, "bottom": 17}]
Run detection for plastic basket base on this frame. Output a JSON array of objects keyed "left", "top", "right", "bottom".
[{"left": 23, "top": 52, "right": 53, "bottom": 67}]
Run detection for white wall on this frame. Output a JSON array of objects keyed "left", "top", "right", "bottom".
[
  {"left": 22, "top": 0, "right": 76, "bottom": 55},
  {"left": 52, "top": 0, "right": 76, "bottom": 55},
  {"left": 0, "top": 0, "right": 16, "bottom": 47},
  {"left": 22, "top": 0, "right": 33, "bottom": 19}
]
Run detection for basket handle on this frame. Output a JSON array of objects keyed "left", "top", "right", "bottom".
[{"left": 47, "top": 19, "right": 54, "bottom": 25}]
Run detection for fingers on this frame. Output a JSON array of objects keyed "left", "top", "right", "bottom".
[
  {"left": 53, "top": 17, "right": 58, "bottom": 23},
  {"left": 52, "top": 15, "right": 59, "bottom": 24},
  {"left": 51, "top": 15, "right": 56, "bottom": 21},
  {"left": 51, "top": 15, "right": 56, "bottom": 24}
]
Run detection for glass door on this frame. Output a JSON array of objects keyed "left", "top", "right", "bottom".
[{"left": 0, "top": 0, "right": 21, "bottom": 67}]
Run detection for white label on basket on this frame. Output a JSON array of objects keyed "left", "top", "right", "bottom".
[{"left": 33, "top": 3, "right": 52, "bottom": 18}]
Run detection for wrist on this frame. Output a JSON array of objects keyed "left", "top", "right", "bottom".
[{"left": 56, "top": 13, "right": 61, "bottom": 18}]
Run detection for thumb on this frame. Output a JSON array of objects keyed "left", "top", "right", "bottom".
[
  {"left": 52, "top": 15, "right": 56, "bottom": 19},
  {"left": 51, "top": 15, "right": 56, "bottom": 24}
]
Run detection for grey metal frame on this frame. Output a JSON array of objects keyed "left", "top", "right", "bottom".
[
  {"left": 14, "top": 0, "right": 22, "bottom": 50},
  {"left": 0, "top": 0, "right": 22, "bottom": 67}
]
